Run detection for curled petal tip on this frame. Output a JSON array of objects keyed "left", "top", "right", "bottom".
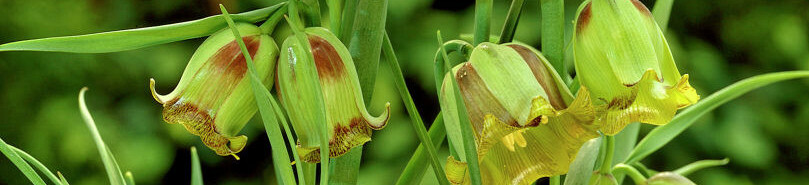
[
  {"left": 149, "top": 78, "right": 167, "bottom": 104},
  {"left": 367, "top": 102, "right": 391, "bottom": 130}
]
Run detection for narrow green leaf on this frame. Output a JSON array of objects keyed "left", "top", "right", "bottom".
[
  {"left": 474, "top": 0, "right": 493, "bottom": 45},
  {"left": 339, "top": 0, "right": 359, "bottom": 42},
  {"left": 498, "top": 0, "right": 525, "bottom": 44},
  {"left": 563, "top": 137, "right": 602, "bottom": 185},
  {"left": 0, "top": 4, "right": 284, "bottom": 53},
  {"left": 651, "top": 0, "right": 675, "bottom": 31},
  {"left": 384, "top": 33, "right": 450, "bottom": 185},
  {"left": 673, "top": 158, "right": 729, "bottom": 176},
  {"left": 0, "top": 138, "right": 46, "bottom": 185},
  {"left": 287, "top": 1, "right": 332, "bottom": 184},
  {"left": 540, "top": 0, "right": 568, "bottom": 83},
  {"left": 348, "top": 0, "right": 388, "bottom": 102},
  {"left": 328, "top": 1, "right": 389, "bottom": 183},
  {"left": 327, "top": 0, "right": 342, "bottom": 35},
  {"left": 190, "top": 147, "right": 203, "bottom": 185},
  {"left": 450, "top": 76, "right": 482, "bottom": 185},
  {"left": 125, "top": 171, "right": 136, "bottom": 185},
  {"left": 394, "top": 114, "right": 446, "bottom": 185},
  {"left": 58, "top": 171, "right": 70, "bottom": 185},
  {"left": 269, "top": 95, "right": 307, "bottom": 185},
  {"left": 301, "top": 0, "right": 323, "bottom": 27},
  {"left": 220, "top": 5, "right": 298, "bottom": 185},
  {"left": 78, "top": 88, "right": 126, "bottom": 185},
  {"left": 598, "top": 136, "right": 615, "bottom": 173},
  {"left": 625, "top": 71, "right": 809, "bottom": 164},
  {"left": 9, "top": 146, "right": 62, "bottom": 185}
]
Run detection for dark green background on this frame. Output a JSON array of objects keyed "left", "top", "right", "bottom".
[{"left": 1, "top": 0, "right": 808, "bottom": 184}]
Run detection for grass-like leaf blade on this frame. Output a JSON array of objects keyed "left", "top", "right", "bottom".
[
  {"left": 78, "top": 88, "right": 126, "bottom": 185},
  {"left": 625, "top": 71, "right": 809, "bottom": 164},
  {"left": 0, "top": 4, "right": 284, "bottom": 53},
  {"left": 219, "top": 5, "right": 298, "bottom": 185},
  {"left": 394, "top": 114, "right": 446, "bottom": 185},
  {"left": 0, "top": 138, "right": 46, "bottom": 185},
  {"left": 9, "top": 145, "right": 63, "bottom": 185},
  {"left": 190, "top": 147, "right": 203, "bottom": 185}
]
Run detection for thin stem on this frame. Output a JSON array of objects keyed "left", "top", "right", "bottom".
[
  {"left": 612, "top": 164, "right": 647, "bottom": 185},
  {"left": 383, "top": 32, "right": 450, "bottom": 185},
  {"left": 540, "top": 0, "right": 569, "bottom": 84},
  {"left": 673, "top": 158, "right": 729, "bottom": 176},
  {"left": 600, "top": 135, "right": 615, "bottom": 174},
  {"left": 395, "top": 114, "right": 447, "bottom": 185},
  {"left": 259, "top": 3, "right": 289, "bottom": 35},
  {"left": 498, "top": 0, "right": 525, "bottom": 44},
  {"left": 9, "top": 146, "right": 61, "bottom": 185},
  {"left": 473, "top": 0, "right": 492, "bottom": 45}
]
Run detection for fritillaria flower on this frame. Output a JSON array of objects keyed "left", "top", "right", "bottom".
[
  {"left": 275, "top": 27, "right": 390, "bottom": 163},
  {"left": 573, "top": 0, "right": 699, "bottom": 135},
  {"left": 150, "top": 23, "right": 278, "bottom": 157},
  {"left": 440, "top": 42, "right": 599, "bottom": 184}
]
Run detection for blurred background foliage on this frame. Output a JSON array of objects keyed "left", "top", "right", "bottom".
[{"left": 1, "top": 0, "right": 808, "bottom": 184}]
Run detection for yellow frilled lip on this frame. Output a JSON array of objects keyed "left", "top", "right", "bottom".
[
  {"left": 446, "top": 87, "right": 600, "bottom": 185},
  {"left": 593, "top": 69, "right": 699, "bottom": 135}
]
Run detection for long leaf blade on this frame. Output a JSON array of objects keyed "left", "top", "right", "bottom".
[
  {"left": 394, "top": 114, "right": 447, "bottom": 185},
  {"left": 10, "top": 146, "right": 62, "bottom": 185},
  {"left": 0, "top": 138, "right": 46, "bottom": 185},
  {"left": 625, "top": 71, "right": 809, "bottom": 164},
  {"left": 385, "top": 32, "right": 450, "bottom": 185},
  {"left": 78, "top": 88, "right": 126, "bottom": 185},
  {"left": 219, "top": 5, "right": 298, "bottom": 185},
  {"left": 190, "top": 147, "right": 203, "bottom": 185},
  {"left": 0, "top": 4, "right": 284, "bottom": 53}
]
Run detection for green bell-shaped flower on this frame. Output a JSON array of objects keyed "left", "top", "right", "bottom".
[
  {"left": 440, "top": 41, "right": 599, "bottom": 185},
  {"left": 276, "top": 27, "right": 390, "bottom": 163},
  {"left": 573, "top": 0, "right": 699, "bottom": 135},
  {"left": 149, "top": 23, "right": 278, "bottom": 158}
]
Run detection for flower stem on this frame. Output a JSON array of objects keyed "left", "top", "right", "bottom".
[
  {"left": 600, "top": 135, "right": 615, "bottom": 174},
  {"left": 612, "top": 164, "right": 646, "bottom": 185},
  {"left": 540, "top": 0, "right": 569, "bottom": 84},
  {"left": 673, "top": 158, "right": 729, "bottom": 176}
]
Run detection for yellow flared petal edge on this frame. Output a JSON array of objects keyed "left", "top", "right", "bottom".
[
  {"left": 446, "top": 88, "right": 600, "bottom": 185},
  {"left": 595, "top": 69, "right": 700, "bottom": 135},
  {"left": 283, "top": 27, "right": 391, "bottom": 163}
]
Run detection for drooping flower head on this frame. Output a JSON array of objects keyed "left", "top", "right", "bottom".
[
  {"left": 276, "top": 27, "right": 390, "bottom": 163},
  {"left": 440, "top": 41, "right": 599, "bottom": 184},
  {"left": 150, "top": 23, "right": 278, "bottom": 157},
  {"left": 573, "top": 0, "right": 699, "bottom": 135}
]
